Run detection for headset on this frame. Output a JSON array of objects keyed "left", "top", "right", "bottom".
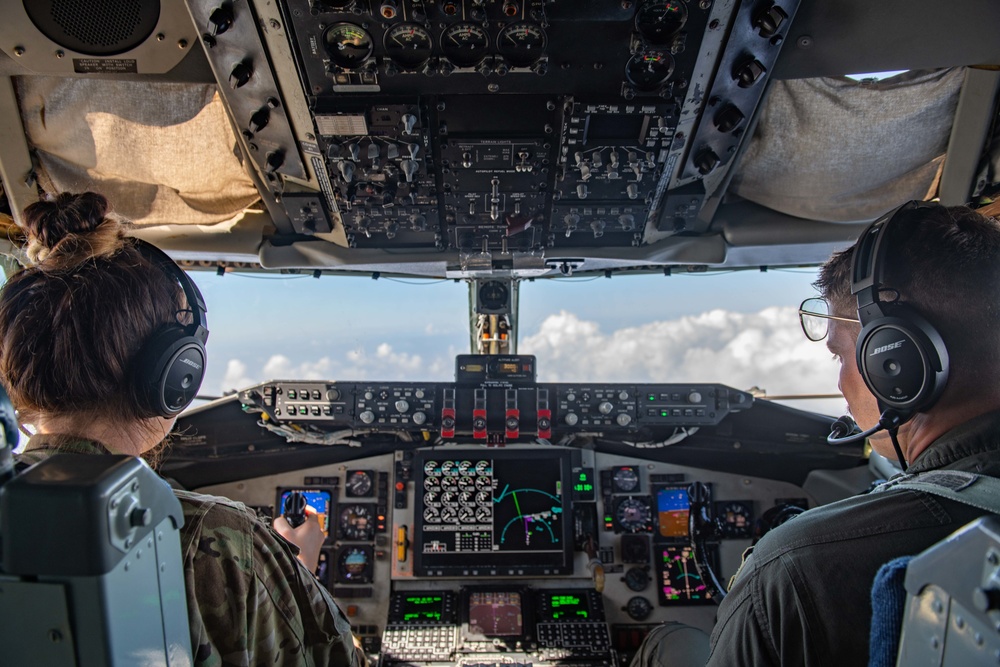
[
  {"left": 827, "top": 200, "right": 950, "bottom": 463},
  {"left": 131, "top": 240, "right": 210, "bottom": 418}
]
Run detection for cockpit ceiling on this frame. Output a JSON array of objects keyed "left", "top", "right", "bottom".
[{"left": 0, "top": 0, "right": 998, "bottom": 278}]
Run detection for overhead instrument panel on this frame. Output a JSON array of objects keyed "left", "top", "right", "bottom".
[{"left": 180, "top": 0, "right": 801, "bottom": 267}]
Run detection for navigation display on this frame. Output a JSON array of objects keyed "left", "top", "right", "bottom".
[
  {"left": 656, "top": 544, "right": 717, "bottom": 605},
  {"left": 467, "top": 591, "right": 523, "bottom": 637},
  {"left": 413, "top": 449, "right": 573, "bottom": 576}
]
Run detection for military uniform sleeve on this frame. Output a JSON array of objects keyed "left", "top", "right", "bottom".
[{"left": 180, "top": 493, "right": 361, "bottom": 667}]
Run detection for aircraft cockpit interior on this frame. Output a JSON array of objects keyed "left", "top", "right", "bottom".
[{"left": 0, "top": 0, "right": 998, "bottom": 665}]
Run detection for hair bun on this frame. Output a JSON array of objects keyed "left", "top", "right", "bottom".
[{"left": 22, "top": 192, "right": 127, "bottom": 269}]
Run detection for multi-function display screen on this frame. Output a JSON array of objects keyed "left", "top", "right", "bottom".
[{"left": 413, "top": 449, "right": 573, "bottom": 576}]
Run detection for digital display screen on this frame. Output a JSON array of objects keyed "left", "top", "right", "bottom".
[
  {"left": 656, "top": 486, "right": 690, "bottom": 538},
  {"left": 401, "top": 595, "right": 445, "bottom": 622},
  {"left": 468, "top": 591, "right": 523, "bottom": 637},
  {"left": 584, "top": 113, "right": 645, "bottom": 144},
  {"left": 277, "top": 489, "right": 333, "bottom": 537},
  {"left": 413, "top": 449, "right": 573, "bottom": 576},
  {"left": 541, "top": 593, "right": 591, "bottom": 621},
  {"left": 656, "top": 544, "right": 716, "bottom": 605}
]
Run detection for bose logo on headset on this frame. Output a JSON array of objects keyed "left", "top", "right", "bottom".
[{"left": 869, "top": 340, "right": 906, "bottom": 356}]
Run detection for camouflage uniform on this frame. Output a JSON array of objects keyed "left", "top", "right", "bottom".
[{"left": 19, "top": 435, "right": 364, "bottom": 667}]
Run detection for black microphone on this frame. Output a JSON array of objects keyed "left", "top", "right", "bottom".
[{"left": 829, "top": 414, "right": 859, "bottom": 439}]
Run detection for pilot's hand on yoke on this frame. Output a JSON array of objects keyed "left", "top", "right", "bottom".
[{"left": 274, "top": 505, "right": 324, "bottom": 574}]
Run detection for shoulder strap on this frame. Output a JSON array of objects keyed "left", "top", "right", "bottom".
[{"left": 879, "top": 470, "right": 1000, "bottom": 515}]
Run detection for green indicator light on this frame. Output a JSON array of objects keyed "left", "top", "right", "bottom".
[
  {"left": 579, "top": 473, "right": 588, "bottom": 481},
  {"left": 648, "top": 394, "right": 656, "bottom": 401},
  {"left": 556, "top": 481, "right": 562, "bottom": 494},
  {"left": 661, "top": 410, "right": 669, "bottom": 417}
]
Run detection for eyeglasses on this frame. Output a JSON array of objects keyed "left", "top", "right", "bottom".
[{"left": 798, "top": 297, "right": 860, "bottom": 341}]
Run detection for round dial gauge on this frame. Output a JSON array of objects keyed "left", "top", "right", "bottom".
[
  {"left": 612, "top": 466, "right": 640, "bottom": 493},
  {"left": 458, "top": 506, "right": 476, "bottom": 523},
  {"left": 475, "top": 460, "right": 490, "bottom": 475},
  {"left": 440, "top": 460, "right": 456, "bottom": 476},
  {"left": 718, "top": 501, "right": 754, "bottom": 538},
  {"left": 497, "top": 23, "right": 547, "bottom": 67},
  {"left": 458, "top": 460, "right": 473, "bottom": 475},
  {"left": 424, "top": 461, "right": 439, "bottom": 476},
  {"left": 423, "top": 506, "right": 441, "bottom": 522},
  {"left": 441, "top": 475, "right": 458, "bottom": 488},
  {"left": 338, "top": 504, "right": 374, "bottom": 540},
  {"left": 384, "top": 23, "right": 433, "bottom": 69},
  {"left": 635, "top": 0, "right": 688, "bottom": 46},
  {"left": 616, "top": 497, "right": 653, "bottom": 533},
  {"left": 475, "top": 506, "right": 492, "bottom": 522},
  {"left": 478, "top": 281, "right": 509, "bottom": 311},
  {"left": 441, "top": 490, "right": 459, "bottom": 506},
  {"left": 459, "top": 490, "right": 475, "bottom": 504},
  {"left": 424, "top": 490, "right": 440, "bottom": 505},
  {"left": 323, "top": 23, "right": 374, "bottom": 70},
  {"left": 337, "top": 546, "right": 372, "bottom": 582},
  {"left": 476, "top": 490, "right": 493, "bottom": 506},
  {"left": 476, "top": 475, "right": 493, "bottom": 489},
  {"left": 458, "top": 475, "right": 475, "bottom": 488},
  {"left": 626, "top": 596, "right": 653, "bottom": 621},
  {"left": 424, "top": 475, "right": 440, "bottom": 490},
  {"left": 345, "top": 470, "right": 372, "bottom": 497},
  {"left": 441, "top": 23, "right": 490, "bottom": 67},
  {"left": 625, "top": 50, "right": 675, "bottom": 91},
  {"left": 625, "top": 566, "right": 650, "bottom": 592},
  {"left": 440, "top": 506, "right": 459, "bottom": 523}
]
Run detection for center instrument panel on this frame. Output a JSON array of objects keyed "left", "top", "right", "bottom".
[
  {"left": 204, "top": 357, "right": 813, "bottom": 665},
  {"left": 186, "top": 0, "right": 800, "bottom": 251}
]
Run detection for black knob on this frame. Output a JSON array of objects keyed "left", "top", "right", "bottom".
[
  {"left": 209, "top": 4, "right": 234, "bottom": 36},
  {"left": 129, "top": 507, "right": 152, "bottom": 527},
  {"left": 537, "top": 417, "right": 552, "bottom": 431},
  {"left": 734, "top": 58, "right": 766, "bottom": 88},
  {"left": 265, "top": 150, "right": 284, "bottom": 173},
  {"left": 714, "top": 104, "right": 745, "bottom": 133},
  {"left": 441, "top": 416, "right": 456, "bottom": 430},
  {"left": 694, "top": 148, "right": 720, "bottom": 175},
  {"left": 249, "top": 108, "right": 270, "bottom": 133},
  {"left": 473, "top": 417, "right": 487, "bottom": 431},
  {"left": 754, "top": 4, "right": 788, "bottom": 39},
  {"left": 229, "top": 61, "right": 253, "bottom": 88},
  {"left": 505, "top": 417, "right": 520, "bottom": 431}
]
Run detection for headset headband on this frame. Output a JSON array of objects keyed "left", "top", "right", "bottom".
[{"left": 134, "top": 240, "right": 209, "bottom": 344}]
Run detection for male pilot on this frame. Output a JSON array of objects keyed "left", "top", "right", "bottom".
[{"left": 635, "top": 201, "right": 1000, "bottom": 666}]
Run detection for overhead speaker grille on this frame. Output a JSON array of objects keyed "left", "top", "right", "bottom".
[{"left": 23, "top": 0, "right": 160, "bottom": 56}]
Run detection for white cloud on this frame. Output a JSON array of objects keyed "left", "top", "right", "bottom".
[{"left": 520, "top": 307, "right": 844, "bottom": 414}]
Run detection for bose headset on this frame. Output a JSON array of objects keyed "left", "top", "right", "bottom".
[
  {"left": 131, "top": 240, "right": 209, "bottom": 418},
  {"left": 826, "top": 200, "right": 950, "bottom": 469}
]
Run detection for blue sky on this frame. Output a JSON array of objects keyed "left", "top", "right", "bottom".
[{"left": 194, "top": 267, "right": 845, "bottom": 416}]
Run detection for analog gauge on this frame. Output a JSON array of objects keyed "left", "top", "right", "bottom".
[
  {"left": 458, "top": 475, "right": 475, "bottom": 488},
  {"left": 442, "top": 475, "right": 458, "bottom": 488},
  {"left": 424, "top": 461, "right": 439, "bottom": 476},
  {"left": 440, "top": 460, "right": 456, "bottom": 476},
  {"left": 717, "top": 501, "right": 754, "bottom": 538},
  {"left": 612, "top": 466, "right": 641, "bottom": 493},
  {"left": 626, "top": 596, "right": 654, "bottom": 621},
  {"left": 476, "top": 490, "right": 493, "bottom": 506},
  {"left": 323, "top": 23, "right": 374, "bottom": 70},
  {"left": 625, "top": 566, "right": 650, "bottom": 592},
  {"left": 458, "top": 506, "right": 476, "bottom": 523},
  {"left": 475, "top": 460, "right": 490, "bottom": 475},
  {"left": 459, "top": 490, "right": 474, "bottom": 504},
  {"left": 476, "top": 475, "right": 493, "bottom": 489},
  {"left": 441, "top": 23, "right": 490, "bottom": 68},
  {"left": 625, "top": 50, "right": 675, "bottom": 91},
  {"left": 497, "top": 23, "right": 547, "bottom": 67},
  {"left": 635, "top": 0, "right": 688, "bottom": 46},
  {"left": 338, "top": 503, "right": 374, "bottom": 540},
  {"left": 384, "top": 23, "right": 433, "bottom": 69},
  {"left": 345, "top": 470, "right": 373, "bottom": 497},
  {"left": 424, "top": 490, "right": 440, "bottom": 505},
  {"left": 475, "top": 506, "right": 492, "bottom": 522},
  {"left": 423, "top": 506, "right": 441, "bottom": 522},
  {"left": 615, "top": 496, "right": 653, "bottom": 533},
  {"left": 458, "top": 460, "right": 473, "bottom": 475},
  {"left": 424, "top": 475, "right": 440, "bottom": 490},
  {"left": 441, "top": 490, "right": 459, "bottom": 505},
  {"left": 440, "top": 506, "right": 459, "bottom": 523},
  {"left": 478, "top": 281, "right": 509, "bottom": 311},
  {"left": 337, "top": 546, "right": 372, "bottom": 583}
]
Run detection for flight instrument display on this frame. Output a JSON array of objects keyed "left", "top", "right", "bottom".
[{"left": 413, "top": 449, "right": 574, "bottom": 576}]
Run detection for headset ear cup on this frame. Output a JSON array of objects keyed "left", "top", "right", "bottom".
[
  {"left": 133, "top": 325, "right": 207, "bottom": 418},
  {"left": 855, "top": 308, "right": 948, "bottom": 414}
]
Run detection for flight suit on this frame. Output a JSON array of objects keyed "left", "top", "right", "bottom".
[
  {"left": 705, "top": 409, "right": 1000, "bottom": 666},
  {"left": 18, "top": 435, "right": 363, "bottom": 667}
]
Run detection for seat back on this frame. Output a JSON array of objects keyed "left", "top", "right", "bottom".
[
  {"left": 0, "top": 453, "right": 191, "bottom": 666},
  {"left": 895, "top": 516, "right": 1000, "bottom": 666}
]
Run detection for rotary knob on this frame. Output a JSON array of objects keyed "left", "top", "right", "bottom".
[
  {"left": 326, "top": 388, "right": 340, "bottom": 401},
  {"left": 616, "top": 413, "right": 632, "bottom": 427},
  {"left": 564, "top": 413, "right": 579, "bottom": 426},
  {"left": 688, "top": 391, "right": 703, "bottom": 404},
  {"left": 229, "top": 60, "right": 253, "bottom": 88},
  {"left": 412, "top": 411, "right": 427, "bottom": 426},
  {"left": 359, "top": 410, "right": 375, "bottom": 424},
  {"left": 618, "top": 390, "right": 629, "bottom": 401},
  {"left": 395, "top": 400, "right": 410, "bottom": 413},
  {"left": 598, "top": 401, "right": 614, "bottom": 415}
]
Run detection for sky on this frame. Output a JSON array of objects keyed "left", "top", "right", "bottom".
[{"left": 194, "top": 267, "right": 846, "bottom": 417}]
